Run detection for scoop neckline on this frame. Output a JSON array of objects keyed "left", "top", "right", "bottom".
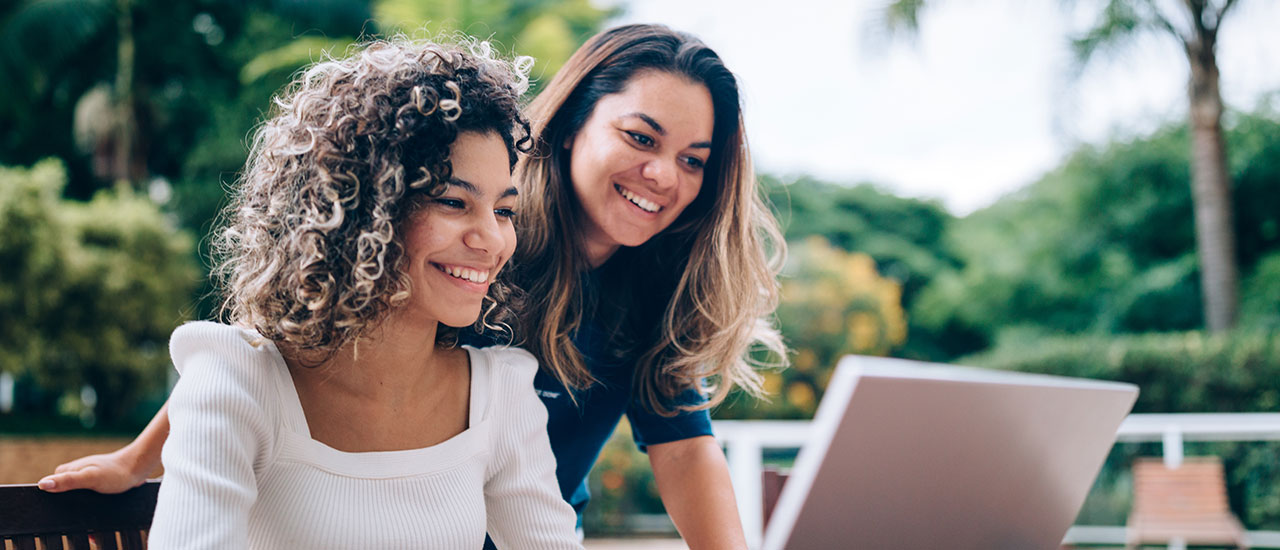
[{"left": 262, "top": 340, "right": 492, "bottom": 478}]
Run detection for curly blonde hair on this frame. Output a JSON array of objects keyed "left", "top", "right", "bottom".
[{"left": 214, "top": 37, "right": 532, "bottom": 357}]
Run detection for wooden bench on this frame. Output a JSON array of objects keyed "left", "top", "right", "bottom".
[
  {"left": 1126, "top": 457, "right": 1249, "bottom": 549},
  {"left": 0, "top": 481, "right": 160, "bottom": 550}
]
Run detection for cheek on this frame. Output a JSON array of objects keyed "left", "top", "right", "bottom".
[
  {"left": 404, "top": 220, "right": 448, "bottom": 262},
  {"left": 501, "top": 226, "right": 517, "bottom": 259},
  {"left": 570, "top": 134, "right": 631, "bottom": 191},
  {"left": 674, "top": 175, "right": 706, "bottom": 214}
]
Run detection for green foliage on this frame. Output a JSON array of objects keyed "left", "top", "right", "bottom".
[
  {"left": 583, "top": 420, "right": 666, "bottom": 535},
  {"left": 762, "top": 175, "right": 968, "bottom": 360},
  {"left": 879, "top": 0, "right": 927, "bottom": 38},
  {"left": 970, "top": 330, "right": 1280, "bottom": 413},
  {"left": 1, "top": 0, "right": 612, "bottom": 202},
  {"left": 0, "top": 0, "right": 113, "bottom": 105},
  {"left": 1241, "top": 252, "right": 1280, "bottom": 329},
  {"left": 1230, "top": 108, "right": 1280, "bottom": 269},
  {"left": 1069, "top": 0, "right": 1145, "bottom": 67},
  {"left": 912, "top": 110, "right": 1280, "bottom": 351},
  {"left": 0, "top": 159, "right": 198, "bottom": 428},
  {"left": 372, "top": 0, "right": 616, "bottom": 91},
  {"left": 0, "top": 160, "right": 74, "bottom": 374}
]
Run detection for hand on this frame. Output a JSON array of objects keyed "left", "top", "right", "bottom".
[{"left": 38, "top": 447, "right": 150, "bottom": 494}]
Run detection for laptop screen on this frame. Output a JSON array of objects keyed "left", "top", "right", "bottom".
[{"left": 762, "top": 356, "right": 1137, "bottom": 550}]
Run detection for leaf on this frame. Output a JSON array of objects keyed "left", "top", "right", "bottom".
[{"left": 0, "top": 0, "right": 112, "bottom": 100}]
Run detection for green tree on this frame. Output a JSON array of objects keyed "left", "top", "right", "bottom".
[
  {"left": 910, "top": 109, "right": 1280, "bottom": 349},
  {"left": 0, "top": 159, "right": 199, "bottom": 427},
  {"left": 373, "top": 0, "right": 614, "bottom": 90},
  {"left": 0, "top": 0, "right": 373, "bottom": 195},
  {"left": 881, "top": 0, "right": 1247, "bottom": 332},
  {"left": 762, "top": 175, "right": 972, "bottom": 360}
]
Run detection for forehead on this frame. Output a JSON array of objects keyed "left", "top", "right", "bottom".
[
  {"left": 594, "top": 71, "right": 714, "bottom": 139},
  {"left": 448, "top": 132, "right": 514, "bottom": 191}
]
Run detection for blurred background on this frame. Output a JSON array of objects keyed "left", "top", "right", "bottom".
[{"left": 1, "top": 0, "right": 1278, "bottom": 543}]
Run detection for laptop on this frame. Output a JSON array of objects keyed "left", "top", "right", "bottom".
[{"left": 761, "top": 355, "right": 1138, "bottom": 550}]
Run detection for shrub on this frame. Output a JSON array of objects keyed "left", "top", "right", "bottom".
[{"left": 0, "top": 159, "right": 198, "bottom": 429}]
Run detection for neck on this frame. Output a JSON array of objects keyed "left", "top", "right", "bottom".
[{"left": 286, "top": 313, "right": 445, "bottom": 402}]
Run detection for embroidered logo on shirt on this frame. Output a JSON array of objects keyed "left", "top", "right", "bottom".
[{"left": 536, "top": 389, "right": 562, "bottom": 399}]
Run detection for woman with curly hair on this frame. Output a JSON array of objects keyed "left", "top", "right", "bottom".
[
  {"left": 45, "top": 24, "right": 784, "bottom": 549},
  {"left": 140, "top": 38, "right": 581, "bottom": 549}
]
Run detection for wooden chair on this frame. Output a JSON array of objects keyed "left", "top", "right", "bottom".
[
  {"left": 1126, "top": 457, "right": 1249, "bottom": 549},
  {"left": 762, "top": 466, "right": 790, "bottom": 531},
  {"left": 0, "top": 481, "right": 160, "bottom": 550}
]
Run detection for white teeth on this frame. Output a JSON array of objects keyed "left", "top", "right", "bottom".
[
  {"left": 617, "top": 186, "right": 660, "bottom": 213},
  {"left": 440, "top": 265, "right": 489, "bottom": 283}
]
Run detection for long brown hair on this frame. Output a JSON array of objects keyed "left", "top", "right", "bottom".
[{"left": 513, "top": 24, "right": 787, "bottom": 414}]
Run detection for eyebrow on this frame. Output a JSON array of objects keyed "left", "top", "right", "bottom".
[
  {"left": 623, "top": 112, "right": 712, "bottom": 149},
  {"left": 448, "top": 178, "right": 519, "bottom": 198}
]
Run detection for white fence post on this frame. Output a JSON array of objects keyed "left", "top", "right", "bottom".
[
  {"left": 1162, "top": 425, "right": 1184, "bottom": 469},
  {"left": 725, "top": 434, "right": 763, "bottom": 549}
]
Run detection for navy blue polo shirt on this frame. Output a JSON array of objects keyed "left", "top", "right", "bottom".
[
  {"left": 464, "top": 275, "right": 713, "bottom": 531},
  {"left": 537, "top": 318, "right": 714, "bottom": 523}
]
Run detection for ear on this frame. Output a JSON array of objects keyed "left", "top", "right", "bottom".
[{"left": 562, "top": 132, "right": 575, "bottom": 150}]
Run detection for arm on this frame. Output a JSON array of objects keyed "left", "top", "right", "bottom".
[
  {"left": 484, "top": 350, "right": 583, "bottom": 550},
  {"left": 649, "top": 435, "right": 747, "bottom": 550},
  {"left": 39, "top": 402, "right": 170, "bottom": 493}
]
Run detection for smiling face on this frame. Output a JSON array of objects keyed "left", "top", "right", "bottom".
[
  {"left": 567, "top": 70, "right": 715, "bottom": 265},
  {"left": 399, "top": 131, "right": 518, "bottom": 328}
]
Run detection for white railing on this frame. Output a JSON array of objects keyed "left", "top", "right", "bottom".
[{"left": 713, "top": 413, "right": 1280, "bottom": 550}]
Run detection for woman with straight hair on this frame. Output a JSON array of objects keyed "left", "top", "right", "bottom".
[{"left": 44, "top": 23, "right": 786, "bottom": 549}]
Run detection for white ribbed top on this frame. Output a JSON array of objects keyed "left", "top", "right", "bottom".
[{"left": 148, "top": 321, "right": 582, "bottom": 550}]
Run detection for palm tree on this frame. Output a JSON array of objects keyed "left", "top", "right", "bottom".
[
  {"left": 0, "top": 0, "right": 375, "bottom": 189},
  {"left": 0, "top": 0, "right": 135, "bottom": 184},
  {"left": 881, "top": 0, "right": 1243, "bottom": 332}
]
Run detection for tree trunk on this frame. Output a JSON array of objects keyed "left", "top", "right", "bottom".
[
  {"left": 1185, "top": 31, "right": 1239, "bottom": 332},
  {"left": 113, "top": 0, "right": 139, "bottom": 188}
]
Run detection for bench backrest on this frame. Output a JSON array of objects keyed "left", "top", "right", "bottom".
[{"left": 0, "top": 481, "right": 160, "bottom": 550}]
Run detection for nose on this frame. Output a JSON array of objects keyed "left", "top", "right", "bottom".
[
  {"left": 463, "top": 212, "right": 506, "bottom": 253},
  {"left": 641, "top": 157, "right": 679, "bottom": 190}
]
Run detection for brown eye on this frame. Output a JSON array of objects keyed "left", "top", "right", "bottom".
[
  {"left": 626, "top": 131, "right": 655, "bottom": 147},
  {"left": 434, "top": 198, "right": 465, "bottom": 209}
]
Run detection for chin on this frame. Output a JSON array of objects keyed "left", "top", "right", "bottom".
[
  {"left": 437, "top": 308, "right": 484, "bottom": 329},
  {"left": 441, "top": 316, "right": 481, "bottom": 329},
  {"left": 608, "top": 228, "right": 660, "bottom": 248}
]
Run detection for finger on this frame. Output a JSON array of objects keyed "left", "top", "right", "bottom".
[{"left": 38, "top": 467, "right": 103, "bottom": 493}]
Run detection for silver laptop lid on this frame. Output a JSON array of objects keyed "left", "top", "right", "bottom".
[{"left": 762, "top": 355, "right": 1138, "bottom": 550}]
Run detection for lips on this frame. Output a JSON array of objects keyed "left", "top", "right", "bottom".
[{"left": 614, "top": 184, "right": 662, "bottom": 213}]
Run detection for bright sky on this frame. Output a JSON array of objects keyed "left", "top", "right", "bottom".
[{"left": 608, "top": 0, "right": 1280, "bottom": 215}]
